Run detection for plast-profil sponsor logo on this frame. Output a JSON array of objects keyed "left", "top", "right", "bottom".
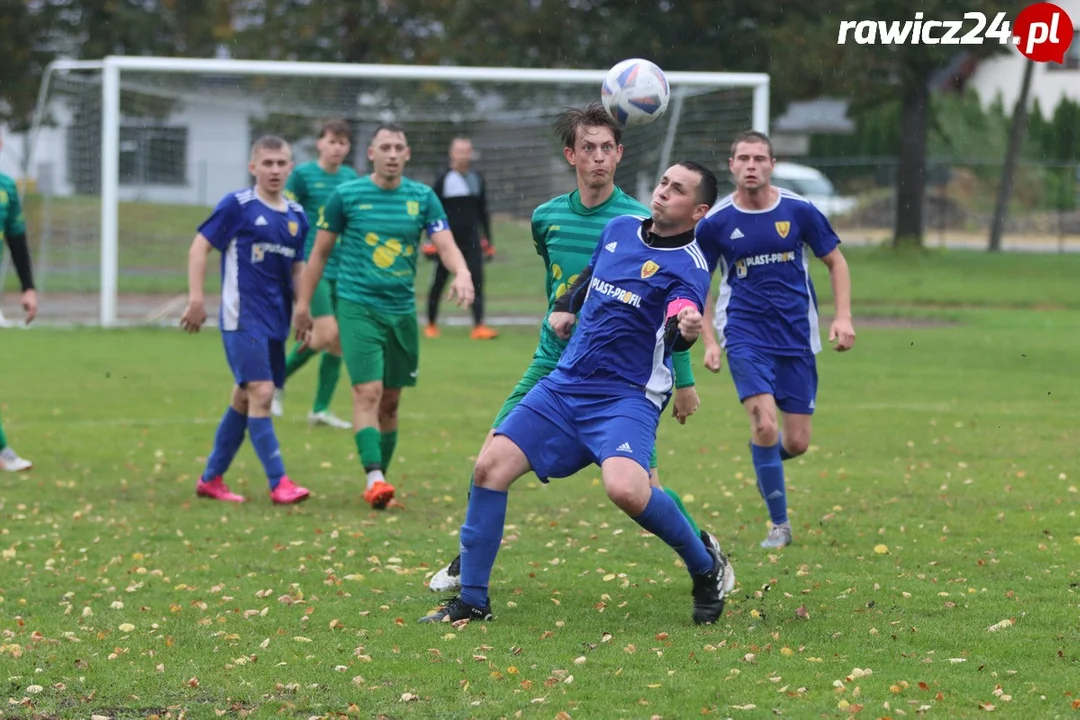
[{"left": 837, "top": 3, "right": 1075, "bottom": 64}]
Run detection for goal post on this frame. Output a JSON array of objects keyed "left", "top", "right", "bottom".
[{"left": 27, "top": 55, "right": 770, "bottom": 327}]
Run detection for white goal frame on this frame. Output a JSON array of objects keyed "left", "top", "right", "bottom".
[{"left": 29, "top": 55, "right": 770, "bottom": 327}]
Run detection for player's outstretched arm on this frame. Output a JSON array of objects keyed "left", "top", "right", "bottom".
[
  {"left": 430, "top": 228, "right": 475, "bottom": 308},
  {"left": 181, "top": 234, "right": 214, "bottom": 332},
  {"left": 820, "top": 248, "right": 855, "bottom": 351}
]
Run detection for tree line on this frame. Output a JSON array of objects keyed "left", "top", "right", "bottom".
[{"left": 1, "top": 0, "right": 1034, "bottom": 245}]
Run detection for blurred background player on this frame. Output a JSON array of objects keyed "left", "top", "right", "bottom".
[
  {"left": 420, "top": 162, "right": 732, "bottom": 625},
  {"left": 424, "top": 136, "right": 497, "bottom": 340},
  {"left": 698, "top": 130, "right": 855, "bottom": 549},
  {"left": 274, "top": 119, "right": 359, "bottom": 428},
  {"left": 0, "top": 130, "right": 37, "bottom": 472},
  {"left": 181, "top": 135, "right": 311, "bottom": 505},
  {"left": 427, "top": 104, "right": 705, "bottom": 594},
  {"left": 293, "top": 123, "right": 474, "bottom": 510}
]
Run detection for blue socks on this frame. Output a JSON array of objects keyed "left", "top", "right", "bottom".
[
  {"left": 751, "top": 442, "right": 788, "bottom": 526},
  {"left": 248, "top": 417, "right": 286, "bottom": 489},
  {"left": 632, "top": 486, "right": 714, "bottom": 576},
  {"left": 779, "top": 434, "right": 794, "bottom": 461},
  {"left": 459, "top": 484, "right": 508, "bottom": 609},
  {"left": 202, "top": 407, "right": 248, "bottom": 481}
]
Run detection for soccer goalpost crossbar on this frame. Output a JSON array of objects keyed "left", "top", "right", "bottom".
[{"left": 25, "top": 55, "right": 770, "bottom": 327}]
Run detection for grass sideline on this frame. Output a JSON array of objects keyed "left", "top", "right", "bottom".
[{"left": 1, "top": 304, "right": 1078, "bottom": 718}]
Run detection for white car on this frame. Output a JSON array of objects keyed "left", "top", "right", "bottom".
[{"left": 770, "top": 162, "right": 857, "bottom": 218}]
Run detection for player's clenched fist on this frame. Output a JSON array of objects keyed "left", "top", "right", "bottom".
[
  {"left": 677, "top": 306, "right": 703, "bottom": 341},
  {"left": 547, "top": 310, "right": 576, "bottom": 340}
]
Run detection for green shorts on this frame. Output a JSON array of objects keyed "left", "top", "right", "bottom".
[
  {"left": 311, "top": 278, "right": 337, "bottom": 319},
  {"left": 337, "top": 299, "right": 419, "bottom": 388},
  {"left": 492, "top": 358, "right": 659, "bottom": 469}
]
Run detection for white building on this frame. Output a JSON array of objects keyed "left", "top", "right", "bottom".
[{"left": 967, "top": 0, "right": 1080, "bottom": 112}]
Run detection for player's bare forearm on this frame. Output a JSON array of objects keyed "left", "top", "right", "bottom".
[
  {"left": 431, "top": 229, "right": 470, "bottom": 277},
  {"left": 186, "top": 234, "right": 213, "bottom": 303},
  {"left": 701, "top": 289, "right": 720, "bottom": 347},
  {"left": 822, "top": 248, "right": 852, "bottom": 320},
  {"left": 299, "top": 230, "right": 335, "bottom": 308},
  {"left": 291, "top": 261, "right": 305, "bottom": 301}
]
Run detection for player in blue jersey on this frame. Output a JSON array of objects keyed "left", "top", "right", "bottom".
[
  {"left": 181, "top": 135, "right": 312, "bottom": 505},
  {"left": 697, "top": 131, "right": 855, "bottom": 549},
  {"left": 419, "top": 162, "right": 735, "bottom": 626}
]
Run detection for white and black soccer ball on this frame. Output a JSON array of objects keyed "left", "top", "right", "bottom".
[{"left": 601, "top": 58, "right": 671, "bottom": 127}]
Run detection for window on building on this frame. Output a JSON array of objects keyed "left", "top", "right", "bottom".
[
  {"left": 119, "top": 125, "right": 188, "bottom": 185},
  {"left": 1047, "top": 30, "right": 1079, "bottom": 70}
]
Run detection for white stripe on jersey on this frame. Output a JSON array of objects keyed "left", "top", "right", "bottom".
[
  {"left": 683, "top": 242, "right": 708, "bottom": 271},
  {"left": 712, "top": 255, "right": 732, "bottom": 348},
  {"left": 777, "top": 188, "right": 812, "bottom": 204},
  {"left": 643, "top": 325, "right": 671, "bottom": 409},
  {"left": 221, "top": 239, "right": 241, "bottom": 331},
  {"left": 235, "top": 188, "right": 256, "bottom": 205},
  {"left": 705, "top": 195, "right": 733, "bottom": 218},
  {"left": 801, "top": 243, "right": 822, "bottom": 354}
]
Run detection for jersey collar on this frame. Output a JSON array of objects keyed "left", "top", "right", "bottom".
[{"left": 640, "top": 218, "right": 696, "bottom": 249}]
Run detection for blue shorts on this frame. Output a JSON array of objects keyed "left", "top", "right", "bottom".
[
  {"left": 727, "top": 345, "right": 817, "bottom": 415},
  {"left": 494, "top": 377, "right": 660, "bottom": 482},
  {"left": 222, "top": 331, "right": 286, "bottom": 388}
]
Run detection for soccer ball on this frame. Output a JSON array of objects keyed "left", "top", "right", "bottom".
[{"left": 601, "top": 59, "right": 670, "bottom": 127}]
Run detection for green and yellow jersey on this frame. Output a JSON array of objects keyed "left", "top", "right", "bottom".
[{"left": 285, "top": 161, "right": 360, "bottom": 280}]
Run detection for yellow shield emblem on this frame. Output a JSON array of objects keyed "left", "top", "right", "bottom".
[
  {"left": 288, "top": 221, "right": 299, "bottom": 236},
  {"left": 641, "top": 260, "right": 660, "bottom": 279},
  {"left": 775, "top": 221, "right": 790, "bottom": 238},
  {"left": 406, "top": 201, "right": 420, "bottom": 216}
]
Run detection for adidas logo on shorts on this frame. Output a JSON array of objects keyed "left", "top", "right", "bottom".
[{"left": 616, "top": 442, "right": 633, "bottom": 453}]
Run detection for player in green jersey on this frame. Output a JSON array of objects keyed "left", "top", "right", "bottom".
[
  {"left": 0, "top": 134, "right": 37, "bottom": 472},
  {"left": 427, "top": 103, "right": 706, "bottom": 593},
  {"left": 274, "top": 119, "right": 359, "bottom": 429},
  {"left": 293, "top": 122, "right": 474, "bottom": 510}
]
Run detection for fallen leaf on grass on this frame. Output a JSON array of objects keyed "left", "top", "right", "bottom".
[
  {"left": 874, "top": 544, "right": 889, "bottom": 554},
  {"left": 400, "top": 693, "right": 419, "bottom": 702},
  {"left": 795, "top": 605, "right": 810, "bottom": 620},
  {"left": 986, "top": 619, "right": 1014, "bottom": 632}
]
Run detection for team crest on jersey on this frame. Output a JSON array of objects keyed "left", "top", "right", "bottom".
[
  {"left": 0, "top": 190, "right": 8, "bottom": 205},
  {"left": 775, "top": 221, "right": 790, "bottom": 238},
  {"left": 406, "top": 201, "right": 420, "bottom": 216},
  {"left": 640, "top": 260, "right": 660, "bottom": 279},
  {"left": 288, "top": 221, "right": 299, "bottom": 236},
  {"left": 735, "top": 259, "right": 747, "bottom": 278},
  {"left": 252, "top": 245, "right": 266, "bottom": 263}
]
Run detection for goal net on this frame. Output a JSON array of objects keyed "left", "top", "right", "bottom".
[{"left": 21, "top": 57, "right": 769, "bottom": 326}]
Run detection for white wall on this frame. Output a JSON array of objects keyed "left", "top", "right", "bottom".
[{"left": 968, "top": 0, "right": 1080, "bottom": 112}]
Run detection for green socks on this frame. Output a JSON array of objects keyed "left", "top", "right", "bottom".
[
  {"left": 285, "top": 342, "right": 317, "bottom": 378},
  {"left": 380, "top": 431, "right": 398, "bottom": 473},
  {"left": 312, "top": 353, "right": 342, "bottom": 414},
  {"left": 354, "top": 427, "right": 382, "bottom": 471},
  {"left": 664, "top": 486, "right": 701, "bottom": 536},
  {"left": 0, "top": 412, "right": 7, "bottom": 452}
]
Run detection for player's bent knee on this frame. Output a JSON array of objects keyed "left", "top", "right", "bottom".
[
  {"left": 601, "top": 457, "right": 652, "bottom": 516},
  {"left": 245, "top": 381, "right": 276, "bottom": 413},
  {"left": 473, "top": 435, "right": 529, "bottom": 492},
  {"left": 313, "top": 317, "right": 340, "bottom": 351},
  {"left": 351, "top": 381, "right": 382, "bottom": 410}
]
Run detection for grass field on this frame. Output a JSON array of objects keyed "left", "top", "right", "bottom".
[{"left": 2, "top": 241, "right": 1079, "bottom": 719}]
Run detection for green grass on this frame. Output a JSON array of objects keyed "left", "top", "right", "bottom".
[
  {"left": 21, "top": 195, "right": 1080, "bottom": 314},
  {"left": 1, "top": 304, "right": 1078, "bottom": 718}
]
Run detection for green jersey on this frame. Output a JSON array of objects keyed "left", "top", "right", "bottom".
[
  {"left": 0, "top": 174, "right": 26, "bottom": 242},
  {"left": 531, "top": 187, "right": 648, "bottom": 363},
  {"left": 285, "top": 161, "right": 359, "bottom": 280},
  {"left": 318, "top": 175, "right": 448, "bottom": 314}
]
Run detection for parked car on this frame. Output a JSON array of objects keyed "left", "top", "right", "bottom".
[{"left": 770, "top": 162, "right": 857, "bottom": 218}]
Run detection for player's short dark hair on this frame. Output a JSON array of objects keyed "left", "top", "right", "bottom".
[
  {"left": 675, "top": 160, "right": 719, "bottom": 207},
  {"left": 371, "top": 122, "right": 408, "bottom": 144},
  {"left": 250, "top": 134, "right": 289, "bottom": 158},
  {"left": 553, "top": 102, "right": 623, "bottom": 150},
  {"left": 319, "top": 118, "right": 351, "bottom": 140},
  {"left": 730, "top": 130, "right": 773, "bottom": 159}
]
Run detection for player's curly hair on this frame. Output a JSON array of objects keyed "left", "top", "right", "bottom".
[{"left": 553, "top": 102, "right": 623, "bottom": 150}]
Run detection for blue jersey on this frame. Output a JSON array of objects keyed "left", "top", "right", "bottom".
[
  {"left": 553, "top": 215, "right": 712, "bottom": 408},
  {"left": 696, "top": 190, "right": 840, "bottom": 356},
  {"left": 198, "top": 188, "right": 308, "bottom": 341}
]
